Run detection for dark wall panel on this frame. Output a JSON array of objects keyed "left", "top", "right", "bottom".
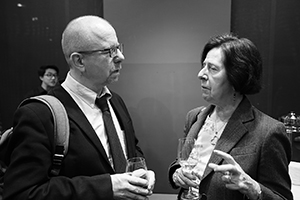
[
  {"left": 0, "top": 0, "right": 103, "bottom": 131},
  {"left": 231, "top": 0, "right": 300, "bottom": 119}
]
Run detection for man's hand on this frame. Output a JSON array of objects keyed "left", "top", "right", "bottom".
[
  {"left": 131, "top": 169, "right": 155, "bottom": 194},
  {"left": 111, "top": 170, "right": 155, "bottom": 200}
]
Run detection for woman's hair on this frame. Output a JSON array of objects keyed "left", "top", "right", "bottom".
[{"left": 201, "top": 33, "right": 263, "bottom": 95}]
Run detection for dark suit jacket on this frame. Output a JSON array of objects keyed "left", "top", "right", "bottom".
[
  {"left": 24, "top": 85, "right": 47, "bottom": 99},
  {"left": 3, "top": 85, "right": 143, "bottom": 200},
  {"left": 169, "top": 97, "right": 293, "bottom": 200}
]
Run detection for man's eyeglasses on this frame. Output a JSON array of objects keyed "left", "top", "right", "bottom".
[
  {"left": 77, "top": 43, "right": 124, "bottom": 58},
  {"left": 44, "top": 73, "right": 58, "bottom": 78}
]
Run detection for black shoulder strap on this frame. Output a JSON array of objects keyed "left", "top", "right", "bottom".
[{"left": 19, "top": 95, "right": 69, "bottom": 176}]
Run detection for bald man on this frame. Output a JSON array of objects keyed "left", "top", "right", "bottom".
[{"left": 3, "top": 15, "right": 155, "bottom": 200}]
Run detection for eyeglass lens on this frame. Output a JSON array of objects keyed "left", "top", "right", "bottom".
[
  {"left": 110, "top": 44, "right": 124, "bottom": 57},
  {"left": 45, "top": 73, "right": 57, "bottom": 78}
]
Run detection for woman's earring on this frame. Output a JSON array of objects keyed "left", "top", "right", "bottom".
[{"left": 233, "top": 92, "right": 236, "bottom": 103}]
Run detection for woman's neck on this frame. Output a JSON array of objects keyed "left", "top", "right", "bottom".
[{"left": 212, "top": 93, "right": 243, "bottom": 122}]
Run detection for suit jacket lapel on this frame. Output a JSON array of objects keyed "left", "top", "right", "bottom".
[
  {"left": 201, "top": 97, "right": 254, "bottom": 179},
  {"left": 109, "top": 93, "right": 137, "bottom": 158},
  {"left": 186, "top": 105, "right": 214, "bottom": 139},
  {"left": 51, "top": 86, "right": 112, "bottom": 167}
]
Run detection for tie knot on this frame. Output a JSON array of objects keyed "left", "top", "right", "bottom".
[{"left": 95, "top": 94, "right": 110, "bottom": 112}]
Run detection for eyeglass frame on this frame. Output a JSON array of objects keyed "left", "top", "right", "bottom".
[
  {"left": 44, "top": 73, "right": 58, "bottom": 78},
  {"left": 75, "top": 43, "right": 124, "bottom": 58}
]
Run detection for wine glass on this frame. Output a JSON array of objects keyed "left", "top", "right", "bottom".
[
  {"left": 177, "top": 137, "right": 200, "bottom": 200},
  {"left": 126, "top": 157, "right": 148, "bottom": 178}
]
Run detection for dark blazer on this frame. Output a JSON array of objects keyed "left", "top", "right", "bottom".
[
  {"left": 23, "top": 85, "right": 47, "bottom": 99},
  {"left": 169, "top": 97, "right": 293, "bottom": 200},
  {"left": 3, "top": 85, "right": 143, "bottom": 200}
]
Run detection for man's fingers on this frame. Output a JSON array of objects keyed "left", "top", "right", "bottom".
[{"left": 146, "top": 170, "right": 155, "bottom": 191}]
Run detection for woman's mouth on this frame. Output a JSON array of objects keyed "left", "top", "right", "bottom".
[{"left": 201, "top": 85, "right": 209, "bottom": 90}]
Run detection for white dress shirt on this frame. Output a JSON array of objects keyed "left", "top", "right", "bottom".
[{"left": 61, "top": 72, "right": 127, "bottom": 168}]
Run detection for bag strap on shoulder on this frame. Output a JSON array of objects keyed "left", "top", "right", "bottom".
[{"left": 20, "top": 95, "right": 69, "bottom": 176}]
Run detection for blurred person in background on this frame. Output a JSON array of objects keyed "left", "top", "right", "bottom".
[{"left": 24, "top": 65, "right": 59, "bottom": 98}]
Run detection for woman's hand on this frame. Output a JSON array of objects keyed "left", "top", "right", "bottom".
[
  {"left": 208, "top": 150, "right": 261, "bottom": 200},
  {"left": 172, "top": 167, "right": 200, "bottom": 189}
]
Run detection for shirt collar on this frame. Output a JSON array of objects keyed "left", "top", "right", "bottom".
[
  {"left": 62, "top": 72, "right": 112, "bottom": 107},
  {"left": 97, "top": 86, "right": 112, "bottom": 99}
]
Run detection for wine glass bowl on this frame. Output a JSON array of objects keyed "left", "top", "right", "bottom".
[
  {"left": 177, "top": 137, "right": 200, "bottom": 200},
  {"left": 125, "top": 157, "right": 147, "bottom": 173}
]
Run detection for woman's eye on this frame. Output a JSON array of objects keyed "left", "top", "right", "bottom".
[
  {"left": 202, "top": 63, "right": 219, "bottom": 73},
  {"left": 207, "top": 64, "right": 217, "bottom": 71},
  {"left": 210, "top": 66, "right": 217, "bottom": 71}
]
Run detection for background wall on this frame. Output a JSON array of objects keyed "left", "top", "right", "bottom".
[{"left": 103, "top": 0, "right": 231, "bottom": 193}]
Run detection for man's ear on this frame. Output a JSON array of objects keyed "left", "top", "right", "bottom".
[
  {"left": 77, "top": 56, "right": 83, "bottom": 65},
  {"left": 70, "top": 52, "right": 85, "bottom": 71}
]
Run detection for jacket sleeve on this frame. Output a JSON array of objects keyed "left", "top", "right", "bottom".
[
  {"left": 257, "top": 122, "right": 292, "bottom": 200},
  {"left": 3, "top": 102, "right": 114, "bottom": 200}
]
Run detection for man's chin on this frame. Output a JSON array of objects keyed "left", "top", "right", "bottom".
[
  {"left": 107, "top": 76, "right": 119, "bottom": 84},
  {"left": 202, "top": 94, "right": 211, "bottom": 102}
]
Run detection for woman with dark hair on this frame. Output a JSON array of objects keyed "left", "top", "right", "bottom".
[{"left": 169, "top": 33, "right": 292, "bottom": 200}]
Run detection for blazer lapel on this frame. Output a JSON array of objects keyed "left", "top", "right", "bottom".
[
  {"left": 51, "top": 86, "right": 112, "bottom": 167},
  {"left": 109, "top": 93, "right": 137, "bottom": 158},
  {"left": 201, "top": 97, "right": 254, "bottom": 179},
  {"left": 186, "top": 105, "right": 214, "bottom": 139}
]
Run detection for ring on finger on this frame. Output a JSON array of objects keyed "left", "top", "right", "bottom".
[
  {"left": 228, "top": 174, "right": 231, "bottom": 181},
  {"left": 173, "top": 174, "right": 178, "bottom": 182},
  {"left": 224, "top": 171, "right": 232, "bottom": 182},
  {"left": 224, "top": 171, "right": 230, "bottom": 176}
]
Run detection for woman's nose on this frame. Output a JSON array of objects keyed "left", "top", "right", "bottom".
[{"left": 198, "top": 67, "right": 208, "bottom": 81}]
